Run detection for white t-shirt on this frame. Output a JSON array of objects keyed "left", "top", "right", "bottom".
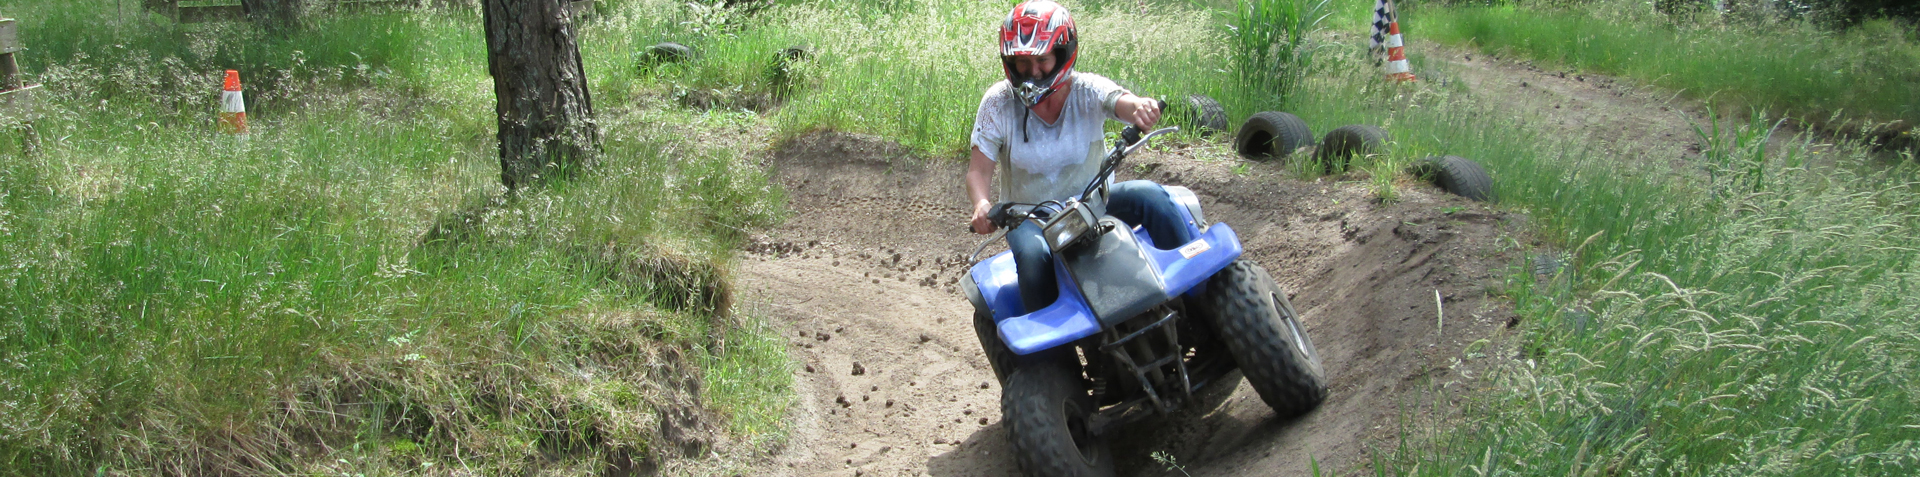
[{"left": 971, "top": 73, "right": 1128, "bottom": 205}]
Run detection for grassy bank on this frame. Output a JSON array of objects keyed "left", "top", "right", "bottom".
[
  {"left": 1411, "top": 1, "right": 1920, "bottom": 143},
  {"left": 0, "top": 1, "right": 787, "bottom": 474},
  {"left": 554, "top": 0, "right": 1920, "bottom": 472},
  {"left": 1338, "top": 7, "right": 1920, "bottom": 477},
  {"left": 1366, "top": 86, "right": 1920, "bottom": 474},
  {"left": 8, "top": 0, "right": 1919, "bottom": 474},
  {"left": 665, "top": 0, "right": 1920, "bottom": 473}
]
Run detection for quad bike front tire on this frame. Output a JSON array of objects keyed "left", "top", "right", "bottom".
[
  {"left": 1197, "top": 260, "right": 1327, "bottom": 418},
  {"left": 1235, "top": 111, "right": 1314, "bottom": 161},
  {"left": 974, "top": 307, "right": 1018, "bottom": 385},
  {"left": 1003, "top": 355, "right": 1116, "bottom": 477}
]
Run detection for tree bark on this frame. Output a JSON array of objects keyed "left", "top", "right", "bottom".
[
  {"left": 241, "top": 0, "right": 305, "bottom": 35},
  {"left": 482, "top": 0, "right": 600, "bottom": 191}
]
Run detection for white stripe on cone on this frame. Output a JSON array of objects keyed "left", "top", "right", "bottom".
[
  {"left": 1386, "top": 59, "right": 1411, "bottom": 74},
  {"left": 222, "top": 90, "right": 245, "bottom": 114},
  {"left": 220, "top": 69, "right": 249, "bottom": 135}
]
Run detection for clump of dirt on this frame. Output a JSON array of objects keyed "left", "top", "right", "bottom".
[{"left": 738, "top": 131, "right": 1532, "bottom": 476}]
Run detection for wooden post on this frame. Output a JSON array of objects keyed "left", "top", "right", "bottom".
[{"left": 0, "top": 18, "right": 41, "bottom": 156}]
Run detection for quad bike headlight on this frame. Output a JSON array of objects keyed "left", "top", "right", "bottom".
[{"left": 1043, "top": 199, "right": 1100, "bottom": 252}]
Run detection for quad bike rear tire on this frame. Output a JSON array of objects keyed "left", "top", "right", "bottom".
[
  {"left": 1418, "top": 155, "right": 1495, "bottom": 202},
  {"left": 1316, "top": 124, "right": 1388, "bottom": 174},
  {"left": 1003, "top": 355, "right": 1115, "bottom": 477},
  {"left": 1235, "top": 111, "right": 1313, "bottom": 162},
  {"left": 1196, "top": 260, "right": 1327, "bottom": 418},
  {"left": 974, "top": 307, "right": 1017, "bottom": 385}
]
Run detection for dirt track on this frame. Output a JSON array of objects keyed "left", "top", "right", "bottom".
[
  {"left": 724, "top": 40, "right": 1785, "bottom": 476},
  {"left": 735, "top": 131, "right": 1527, "bottom": 476}
]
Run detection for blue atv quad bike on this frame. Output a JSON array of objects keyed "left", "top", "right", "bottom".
[{"left": 962, "top": 124, "right": 1328, "bottom": 477}]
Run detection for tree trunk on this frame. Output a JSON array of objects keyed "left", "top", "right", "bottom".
[
  {"left": 482, "top": 0, "right": 600, "bottom": 191},
  {"left": 241, "top": 0, "right": 305, "bottom": 35}
]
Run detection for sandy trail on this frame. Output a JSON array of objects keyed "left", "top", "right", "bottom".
[
  {"left": 735, "top": 129, "right": 1528, "bottom": 476},
  {"left": 724, "top": 34, "right": 1824, "bottom": 474}
]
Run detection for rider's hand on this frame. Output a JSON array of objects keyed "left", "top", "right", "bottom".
[
  {"left": 970, "top": 199, "right": 997, "bottom": 235},
  {"left": 1116, "top": 94, "right": 1161, "bottom": 130}
]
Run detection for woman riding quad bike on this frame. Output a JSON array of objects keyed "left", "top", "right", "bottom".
[{"left": 963, "top": 3, "right": 1328, "bottom": 476}]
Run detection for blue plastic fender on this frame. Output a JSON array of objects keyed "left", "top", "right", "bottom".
[{"left": 969, "top": 223, "right": 1244, "bottom": 355}]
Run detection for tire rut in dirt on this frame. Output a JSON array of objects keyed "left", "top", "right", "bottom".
[
  {"left": 1196, "top": 260, "right": 1327, "bottom": 418},
  {"left": 1002, "top": 354, "right": 1116, "bottom": 477}
]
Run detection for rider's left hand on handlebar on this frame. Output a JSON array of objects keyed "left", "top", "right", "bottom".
[{"left": 1116, "top": 94, "right": 1161, "bottom": 130}]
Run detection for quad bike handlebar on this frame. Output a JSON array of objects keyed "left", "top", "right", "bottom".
[{"left": 969, "top": 99, "right": 1177, "bottom": 261}]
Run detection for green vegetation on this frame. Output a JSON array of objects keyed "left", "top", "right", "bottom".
[
  {"left": 1372, "top": 3, "right": 1920, "bottom": 472},
  {"left": 0, "top": 1, "right": 786, "bottom": 474},
  {"left": 633, "top": 0, "right": 1920, "bottom": 471},
  {"left": 6, "top": 0, "right": 1918, "bottom": 474},
  {"left": 1379, "top": 110, "right": 1920, "bottom": 475},
  {"left": 1413, "top": 1, "right": 1920, "bottom": 142}
]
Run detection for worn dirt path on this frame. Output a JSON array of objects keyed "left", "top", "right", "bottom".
[
  {"left": 735, "top": 132, "right": 1526, "bottom": 476},
  {"left": 724, "top": 36, "right": 1778, "bottom": 476}
]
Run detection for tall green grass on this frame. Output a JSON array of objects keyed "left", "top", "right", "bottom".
[
  {"left": 586, "top": 0, "right": 1920, "bottom": 472},
  {"left": 0, "top": 1, "right": 788, "bottom": 473},
  {"left": 11, "top": 0, "right": 1919, "bottom": 473},
  {"left": 1373, "top": 113, "right": 1920, "bottom": 475},
  {"left": 1413, "top": 1, "right": 1920, "bottom": 140},
  {"left": 1290, "top": 23, "right": 1920, "bottom": 477}
]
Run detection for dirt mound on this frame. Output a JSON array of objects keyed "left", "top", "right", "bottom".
[{"left": 739, "top": 132, "right": 1529, "bottom": 476}]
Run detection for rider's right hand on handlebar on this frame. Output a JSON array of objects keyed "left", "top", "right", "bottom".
[{"left": 969, "top": 199, "right": 997, "bottom": 235}]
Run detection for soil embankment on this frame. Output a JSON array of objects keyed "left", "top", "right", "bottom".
[
  {"left": 733, "top": 37, "right": 1848, "bottom": 476},
  {"left": 739, "top": 132, "right": 1527, "bottom": 476}
]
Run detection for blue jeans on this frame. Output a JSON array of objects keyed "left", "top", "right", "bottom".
[{"left": 1006, "top": 180, "right": 1195, "bottom": 313}]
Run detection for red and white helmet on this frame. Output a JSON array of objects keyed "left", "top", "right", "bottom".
[{"left": 1000, "top": 1, "right": 1078, "bottom": 107}]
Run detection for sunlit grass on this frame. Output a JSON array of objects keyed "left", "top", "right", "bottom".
[
  {"left": 0, "top": 0, "right": 788, "bottom": 474},
  {"left": 9, "top": 0, "right": 1919, "bottom": 474},
  {"left": 1413, "top": 1, "right": 1920, "bottom": 138}
]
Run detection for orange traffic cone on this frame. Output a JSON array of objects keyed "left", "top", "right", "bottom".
[
  {"left": 1369, "top": 0, "right": 1417, "bottom": 82},
  {"left": 219, "top": 70, "right": 248, "bottom": 135}
]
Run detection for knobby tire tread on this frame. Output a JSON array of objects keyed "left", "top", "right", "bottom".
[
  {"left": 1003, "top": 356, "right": 1115, "bottom": 477},
  {"left": 974, "top": 308, "right": 1017, "bottom": 385},
  {"left": 1198, "top": 260, "right": 1327, "bottom": 418}
]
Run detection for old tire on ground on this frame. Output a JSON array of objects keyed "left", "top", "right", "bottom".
[
  {"left": 637, "top": 42, "right": 693, "bottom": 72},
  {"left": 974, "top": 307, "right": 1017, "bottom": 385},
  {"left": 1175, "top": 94, "right": 1229, "bottom": 137},
  {"left": 1196, "top": 260, "right": 1327, "bottom": 418},
  {"left": 1235, "top": 111, "right": 1313, "bottom": 161},
  {"left": 1419, "top": 155, "right": 1495, "bottom": 202},
  {"left": 1003, "top": 356, "right": 1115, "bottom": 477},
  {"left": 1315, "top": 124, "right": 1388, "bottom": 174}
]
